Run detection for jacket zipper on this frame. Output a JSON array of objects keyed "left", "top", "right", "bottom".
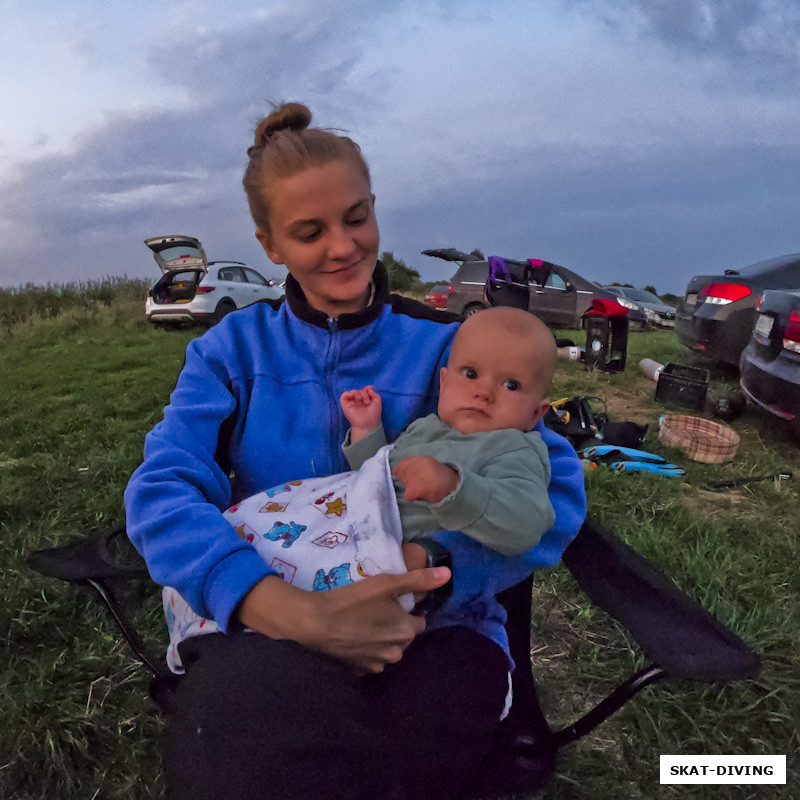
[{"left": 324, "top": 316, "right": 342, "bottom": 475}]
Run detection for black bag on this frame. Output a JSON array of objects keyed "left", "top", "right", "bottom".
[
  {"left": 545, "top": 396, "right": 608, "bottom": 448},
  {"left": 546, "top": 396, "right": 648, "bottom": 451}
]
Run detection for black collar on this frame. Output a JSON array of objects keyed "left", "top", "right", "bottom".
[{"left": 285, "top": 262, "right": 390, "bottom": 330}]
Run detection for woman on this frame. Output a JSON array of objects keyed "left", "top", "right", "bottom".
[{"left": 125, "top": 102, "right": 586, "bottom": 800}]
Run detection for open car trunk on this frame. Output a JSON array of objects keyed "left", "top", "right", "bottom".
[
  {"left": 149, "top": 269, "right": 205, "bottom": 305},
  {"left": 144, "top": 235, "right": 207, "bottom": 273}
]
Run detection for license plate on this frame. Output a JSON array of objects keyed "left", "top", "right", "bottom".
[{"left": 754, "top": 313, "right": 773, "bottom": 342}]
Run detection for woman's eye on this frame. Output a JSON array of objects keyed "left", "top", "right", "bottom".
[
  {"left": 296, "top": 229, "right": 321, "bottom": 243},
  {"left": 347, "top": 215, "right": 367, "bottom": 227},
  {"left": 504, "top": 380, "right": 521, "bottom": 391},
  {"left": 463, "top": 368, "right": 478, "bottom": 379}
]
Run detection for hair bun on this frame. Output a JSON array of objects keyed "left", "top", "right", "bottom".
[{"left": 253, "top": 102, "right": 312, "bottom": 150}]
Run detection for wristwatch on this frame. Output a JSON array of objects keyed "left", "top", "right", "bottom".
[{"left": 412, "top": 537, "right": 453, "bottom": 614}]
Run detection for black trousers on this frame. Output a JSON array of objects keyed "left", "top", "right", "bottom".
[{"left": 163, "top": 626, "right": 509, "bottom": 800}]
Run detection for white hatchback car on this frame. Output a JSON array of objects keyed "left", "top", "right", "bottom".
[{"left": 144, "top": 235, "right": 284, "bottom": 326}]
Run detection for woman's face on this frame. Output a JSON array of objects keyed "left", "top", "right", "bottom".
[{"left": 256, "top": 159, "right": 379, "bottom": 317}]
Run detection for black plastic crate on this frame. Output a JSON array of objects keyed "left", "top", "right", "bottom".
[{"left": 655, "top": 363, "right": 709, "bottom": 410}]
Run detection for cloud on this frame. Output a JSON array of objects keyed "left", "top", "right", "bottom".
[
  {"left": 0, "top": 1, "right": 393, "bottom": 287},
  {"left": 1, "top": 0, "right": 799, "bottom": 293},
  {"left": 378, "top": 135, "right": 800, "bottom": 293},
  {"left": 572, "top": 0, "right": 800, "bottom": 82}
]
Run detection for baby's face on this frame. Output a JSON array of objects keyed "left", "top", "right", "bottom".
[{"left": 438, "top": 318, "right": 550, "bottom": 435}]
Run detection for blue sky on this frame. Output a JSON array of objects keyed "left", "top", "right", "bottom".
[{"left": 1, "top": 0, "right": 799, "bottom": 293}]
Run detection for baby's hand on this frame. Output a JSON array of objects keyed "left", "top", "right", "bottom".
[
  {"left": 393, "top": 456, "right": 459, "bottom": 503},
  {"left": 341, "top": 386, "right": 382, "bottom": 441}
]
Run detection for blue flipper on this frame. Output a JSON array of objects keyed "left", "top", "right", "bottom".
[
  {"left": 580, "top": 445, "right": 666, "bottom": 464},
  {"left": 610, "top": 461, "right": 685, "bottom": 476}
]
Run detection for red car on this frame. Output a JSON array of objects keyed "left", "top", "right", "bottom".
[{"left": 424, "top": 283, "right": 450, "bottom": 310}]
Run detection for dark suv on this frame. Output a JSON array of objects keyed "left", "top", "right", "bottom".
[
  {"left": 739, "top": 289, "right": 800, "bottom": 430},
  {"left": 422, "top": 249, "right": 645, "bottom": 329},
  {"left": 675, "top": 254, "right": 800, "bottom": 366}
]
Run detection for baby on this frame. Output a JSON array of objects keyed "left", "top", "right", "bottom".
[
  {"left": 341, "top": 305, "right": 556, "bottom": 558},
  {"left": 163, "top": 308, "right": 557, "bottom": 668}
]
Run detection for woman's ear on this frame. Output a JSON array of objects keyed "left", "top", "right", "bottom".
[{"left": 255, "top": 229, "right": 283, "bottom": 265}]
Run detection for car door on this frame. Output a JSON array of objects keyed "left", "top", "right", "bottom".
[
  {"left": 216, "top": 266, "right": 250, "bottom": 307},
  {"left": 528, "top": 269, "right": 578, "bottom": 326},
  {"left": 243, "top": 267, "right": 278, "bottom": 302}
]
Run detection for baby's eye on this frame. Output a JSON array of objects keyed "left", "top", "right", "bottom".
[
  {"left": 504, "top": 380, "right": 521, "bottom": 391},
  {"left": 346, "top": 215, "right": 367, "bottom": 227},
  {"left": 462, "top": 367, "right": 478, "bottom": 380}
]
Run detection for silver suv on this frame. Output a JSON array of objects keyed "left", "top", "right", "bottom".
[{"left": 145, "top": 235, "right": 284, "bottom": 327}]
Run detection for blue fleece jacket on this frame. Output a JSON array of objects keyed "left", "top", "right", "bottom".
[{"left": 124, "top": 264, "right": 586, "bottom": 654}]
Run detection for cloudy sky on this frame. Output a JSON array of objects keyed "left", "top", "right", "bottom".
[{"left": 1, "top": 0, "right": 798, "bottom": 294}]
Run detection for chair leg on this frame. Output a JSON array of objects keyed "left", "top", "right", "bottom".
[
  {"left": 551, "top": 664, "right": 665, "bottom": 747},
  {"left": 86, "top": 578, "right": 168, "bottom": 680}
]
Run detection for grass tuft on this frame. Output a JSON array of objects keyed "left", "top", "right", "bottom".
[{"left": 1, "top": 304, "right": 797, "bottom": 798}]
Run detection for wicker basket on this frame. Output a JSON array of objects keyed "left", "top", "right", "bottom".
[{"left": 659, "top": 415, "right": 740, "bottom": 464}]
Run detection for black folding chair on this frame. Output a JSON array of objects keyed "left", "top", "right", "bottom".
[{"left": 27, "top": 516, "right": 760, "bottom": 798}]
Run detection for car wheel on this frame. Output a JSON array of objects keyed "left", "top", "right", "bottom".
[
  {"left": 212, "top": 298, "right": 237, "bottom": 325},
  {"left": 462, "top": 303, "right": 487, "bottom": 318}
]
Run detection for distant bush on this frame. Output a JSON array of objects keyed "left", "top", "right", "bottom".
[{"left": 0, "top": 277, "right": 148, "bottom": 337}]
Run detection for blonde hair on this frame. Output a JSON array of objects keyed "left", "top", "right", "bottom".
[{"left": 242, "top": 102, "right": 371, "bottom": 232}]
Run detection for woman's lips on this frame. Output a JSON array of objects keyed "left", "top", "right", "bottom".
[{"left": 325, "top": 259, "right": 362, "bottom": 276}]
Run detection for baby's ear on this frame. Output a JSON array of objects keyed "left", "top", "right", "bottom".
[
  {"left": 439, "top": 366, "right": 448, "bottom": 387},
  {"left": 529, "top": 399, "right": 551, "bottom": 430}
]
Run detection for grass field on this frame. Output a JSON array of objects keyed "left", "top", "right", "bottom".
[{"left": 1, "top": 285, "right": 797, "bottom": 799}]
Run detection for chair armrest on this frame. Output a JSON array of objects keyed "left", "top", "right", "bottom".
[
  {"left": 26, "top": 524, "right": 149, "bottom": 582},
  {"left": 561, "top": 517, "right": 761, "bottom": 682},
  {"left": 27, "top": 524, "right": 169, "bottom": 682}
]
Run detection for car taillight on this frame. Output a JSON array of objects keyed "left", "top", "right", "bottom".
[
  {"left": 448, "top": 285, "right": 454, "bottom": 293},
  {"left": 197, "top": 286, "right": 216, "bottom": 293},
  {"left": 783, "top": 311, "right": 800, "bottom": 354},
  {"left": 699, "top": 283, "right": 752, "bottom": 305},
  {"left": 756, "top": 293, "right": 764, "bottom": 311}
]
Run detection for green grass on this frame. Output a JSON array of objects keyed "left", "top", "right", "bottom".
[
  {"left": 1, "top": 295, "right": 797, "bottom": 798},
  {"left": 536, "top": 329, "right": 799, "bottom": 799},
  {"left": 1, "top": 290, "right": 197, "bottom": 799}
]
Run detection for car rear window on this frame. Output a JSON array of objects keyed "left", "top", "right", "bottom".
[
  {"left": 761, "top": 261, "right": 800, "bottom": 288},
  {"left": 455, "top": 263, "right": 489, "bottom": 284},
  {"left": 155, "top": 245, "right": 204, "bottom": 262},
  {"left": 735, "top": 255, "right": 800, "bottom": 281},
  {"left": 217, "top": 267, "right": 246, "bottom": 282}
]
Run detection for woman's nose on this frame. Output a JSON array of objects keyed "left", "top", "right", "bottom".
[{"left": 325, "top": 226, "right": 357, "bottom": 258}]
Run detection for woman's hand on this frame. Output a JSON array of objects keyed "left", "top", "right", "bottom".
[{"left": 238, "top": 566, "right": 451, "bottom": 673}]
